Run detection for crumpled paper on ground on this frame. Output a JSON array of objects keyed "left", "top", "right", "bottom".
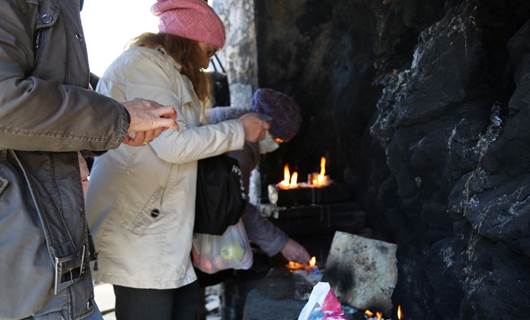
[{"left": 298, "top": 282, "right": 346, "bottom": 320}]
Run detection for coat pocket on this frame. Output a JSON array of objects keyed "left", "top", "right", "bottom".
[
  {"left": 121, "top": 187, "right": 167, "bottom": 236},
  {"left": 0, "top": 164, "right": 51, "bottom": 318}
]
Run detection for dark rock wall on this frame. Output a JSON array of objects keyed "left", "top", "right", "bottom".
[
  {"left": 256, "top": 0, "right": 377, "bottom": 189},
  {"left": 256, "top": 0, "right": 530, "bottom": 318}
]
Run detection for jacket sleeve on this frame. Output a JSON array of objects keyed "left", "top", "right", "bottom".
[
  {"left": 205, "top": 106, "right": 252, "bottom": 124},
  {"left": 97, "top": 50, "right": 246, "bottom": 164},
  {"left": 242, "top": 204, "right": 289, "bottom": 256},
  {"left": 151, "top": 117, "right": 245, "bottom": 164},
  {"left": 0, "top": 1, "right": 129, "bottom": 152}
]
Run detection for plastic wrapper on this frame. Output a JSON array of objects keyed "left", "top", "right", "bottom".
[
  {"left": 192, "top": 220, "right": 253, "bottom": 274},
  {"left": 298, "top": 282, "right": 346, "bottom": 320}
]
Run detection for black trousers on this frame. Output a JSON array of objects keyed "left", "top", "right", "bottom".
[{"left": 113, "top": 281, "right": 201, "bottom": 320}]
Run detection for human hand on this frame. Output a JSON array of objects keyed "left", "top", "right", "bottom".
[
  {"left": 122, "top": 99, "right": 177, "bottom": 146},
  {"left": 122, "top": 131, "right": 161, "bottom": 146},
  {"left": 240, "top": 113, "right": 270, "bottom": 143},
  {"left": 281, "top": 239, "right": 310, "bottom": 264}
]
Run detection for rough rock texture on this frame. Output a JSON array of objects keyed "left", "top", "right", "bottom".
[
  {"left": 256, "top": 0, "right": 530, "bottom": 318},
  {"left": 256, "top": 0, "right": 451, "bottom": 188}
]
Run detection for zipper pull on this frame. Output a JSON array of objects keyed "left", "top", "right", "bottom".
[{"left": 34, "top": 31, "right": 41, "bottom": 50}]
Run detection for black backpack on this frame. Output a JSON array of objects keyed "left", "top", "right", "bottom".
[{"left": 194, "top": 155, "right": 247, "bottom": 235}]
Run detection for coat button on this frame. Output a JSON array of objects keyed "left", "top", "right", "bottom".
[
  {"left": 150, "top": 209, "right": 160, "bottom": 218},
  {"left": 75, "top": 33, "right": 84, "bottom": 42},
  {"left": 41, "top": 13, "right": 53, "bottom": 24}
]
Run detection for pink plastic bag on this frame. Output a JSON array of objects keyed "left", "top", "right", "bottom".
[{"left": 298, "top": 282, "right": 346, "bottom": 320}]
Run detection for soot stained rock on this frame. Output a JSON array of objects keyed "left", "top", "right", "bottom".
[{"left": 257, "top": 0, "right": 530, "bottom": 318}]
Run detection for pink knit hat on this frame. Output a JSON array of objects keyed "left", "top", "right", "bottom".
[{"left": 151, "top": 0, "right": 225, "bottom": 49}]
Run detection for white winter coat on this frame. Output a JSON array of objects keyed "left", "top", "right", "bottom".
[{"left": 85, "top": 46, "right": 245, "bottom": 289}]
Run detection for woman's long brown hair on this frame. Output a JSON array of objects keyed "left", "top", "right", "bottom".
[{"left": 129, "top": 32, "right": 211, "bottom": 103}]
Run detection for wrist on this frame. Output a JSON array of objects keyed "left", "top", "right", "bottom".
[{"left": 114, "top": 101, "right": 132, "bottom": 147}]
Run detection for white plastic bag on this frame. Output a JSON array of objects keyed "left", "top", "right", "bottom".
[{"left": 192, "top": 219, "right": 253, "bottom": 274}]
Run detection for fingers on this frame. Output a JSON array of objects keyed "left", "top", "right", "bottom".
[
  {"left": 241, "top": 113, "right": 270, "bottom": 142},
  {"left": 299, "top": 248, "right": 311, "bottom": 263},
  {"left": 141, "top": 99, "right": 164, "bottom": 110},
  {"left": 156, "top": 107, "right": 177, "bottom": 128},
  {"left": 153, "top": 127, "right": 164, "bottom": 139},
  {"left": 156, "top": 106, "right": 177, "bottom": 118},
  {"left": 154, "top": 117, "right": 178, "bottom": 130},
  {"left": 146, "top": 106, "right": 177, "bottom": 130},
  {"left": 257, "top": 123, "right": 269, "bottom": 141},
  {"left": 123, "top": 99, "right": 178, "bottom": 133},
  {"left": 123, "top": 128, "right": 169, "bottom": 147},
  {"left": 143, "top": 129, "right": 155, "bottom": 143},
  {"left": 281, "top": 239, "right": 311, "bottom": 263},
  {"left": 131, "top": 131, "right": 145, "bottom": 145},
  {"left": 293, "top": 247, "right": 310, "bottom": 263},
  {"left": 259, "top": 129, "right": 267, "bottom": 140},
  {"left": 122, "top": 135, "right": 132, "bottom": 145},
  {"left": 123, "top": 131, "right": 146, "bottom": 146}
]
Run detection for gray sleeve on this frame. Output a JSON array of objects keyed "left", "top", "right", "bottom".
[
  {"left": 242, "top": 203, "right": 289, "bottom": 256},
  {"left": 0, "top": 1, "right": 129, "bottom": 152},
  {"left": 206, "top": 106, "right": 252, "bottom": 124}
]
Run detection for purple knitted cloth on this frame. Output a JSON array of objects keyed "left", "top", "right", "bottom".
[{"left": 252, "top": 88, "right": 301, "bottom": 142}]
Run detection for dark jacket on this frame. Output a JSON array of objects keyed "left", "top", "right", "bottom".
[
  {"left": 0, "top": 0, "right": 129, "bottom": 319},
  {"left": 227, "top": 143, "right": 288, "bottom": 256},
  {"left": 207, "top": 108, "right": 289, "bottom": 255}
]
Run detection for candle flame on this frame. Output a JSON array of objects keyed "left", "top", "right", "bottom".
[
  {"left": 364, "top": 309, "right": 386, "bottom": 320},
  {"left": 278, "top": 164, "right": 299, "bottom": 189},
  {"left": 287, "top": 260, "right": 305, "bottom": 270},
  {"left": 277, "top": 156, "right": 331, "bottom": 189},
  {"left": 309, "top": 256, "right": 316, "bottom": 267},
  {"left": 309, "top": 156, "right": 330, "bottom": 187},
  {"left": 278, "top": 165, "right": 290, "bottom": 189},
  {"left": 287, "top": 256, "right": 317, "bottom": 271},
  {"left": 290, "top": 171, "right": 298, "bottom": 186},
  {"left": 397, "top": 305, "right": 403, "bottom": 320}
]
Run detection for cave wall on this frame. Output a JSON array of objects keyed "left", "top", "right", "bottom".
[
  {"left": 256, "top": 0, "right": 377, "bottom": 189},
  {"left": 256, "top": 0, "right": 530, "bottom": 318}
]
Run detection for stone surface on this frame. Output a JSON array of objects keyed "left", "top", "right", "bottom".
[
  {"left": 324, "top": 232, "right": 397, "bottom": 313},
  {"left": 256, "top": 0, "right": 530, "bottom": 318},
  {"left": 243, "top": 290, "right": 306, "bottom": 320},
  {"left": 238, "top": 267, "right": 306, "bottom": 320}
]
